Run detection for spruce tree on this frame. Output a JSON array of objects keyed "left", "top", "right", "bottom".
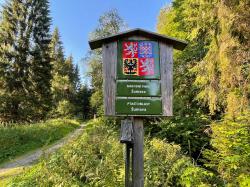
[
  {"left": 0, "top": 0, "right": 33, "bottom": 121},
  {"left": 29, "top": 0, "right": 52, "bottom": 119},
  {"left": 0, "top": 0, "right": 53, "bottom": 121},
  {"left": 50, "top": 27, "right": 65, "bottom": 76},
  {"left": 73, "top": 64, "right": 81, "bottom": 92},
  {"left": 49, "top": 28, "right": 80, "bottom": 116},
  {"left": 49, "top": 28, "right": 67, "bottom": 106},
  {"left": 64, "top": 55, "right": 81, "bottom": 99}
]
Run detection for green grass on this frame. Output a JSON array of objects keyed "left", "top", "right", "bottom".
[
  {"left": 0, "top": 167, "right": 27, "bottom": 186},
  {"left": 0, "top": 119, "right": 80, "bottom": 165}
]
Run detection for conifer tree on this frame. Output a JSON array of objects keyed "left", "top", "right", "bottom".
[
  {"left": 49, "top": 28, "right": 81, "bottom": 117},
  {"left": 0, "top": 0, "right": 33, "bottom": 121},
  {"left": 29, "top": 0, "right": 52, "bottom": 119},
  {"left": 75, "top": 84, "right": 92, "bottom": 119},
  {"left": 49, "top": 28, "right": 66, "bottom": 106},
  {"left": 64, "top": 55, "right": 75, "bottom": 89},
  {"left": 64, "top": 55, "right": 81, "bottom": 101},
  {"left": 50, "top": 28, "right": 65, "bottom": 76},
  {"left": 0, "top": 0, "right": 53, "bottom": 121},
  {"left": 73, "top": 64, "right": 81, "bottom": 92}
]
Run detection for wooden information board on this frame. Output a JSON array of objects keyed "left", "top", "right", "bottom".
[{"left": 89, "top": 28, "right": 187, "bottom": 117}]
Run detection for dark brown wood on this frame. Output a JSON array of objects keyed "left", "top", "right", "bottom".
[
  {"left": 132, "top": 117, "right": 144, "bottom": 187},
  {"left": 120, "top": 119, "right": 133, "bottom": 144},
  {"left": 102, "top": 42, "right": 117, "bottom": 116},
  {"left": 89, "top": 28, "right": 187, "bottom": 50},
  {"left": 160, "top": 42, "right": 173, "bottom": 116}
]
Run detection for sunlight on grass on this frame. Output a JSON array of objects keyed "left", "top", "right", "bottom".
[{"left": 0, "top": 167, "right": 28, "bottom": 186}]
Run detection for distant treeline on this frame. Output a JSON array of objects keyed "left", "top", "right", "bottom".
[{"left": 0, "top": 0, "right": 92, "bottom": 122}]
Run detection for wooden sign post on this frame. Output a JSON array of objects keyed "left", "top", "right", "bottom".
[{"left": 89, "top": 28, "right": 187, "bottom": 187}]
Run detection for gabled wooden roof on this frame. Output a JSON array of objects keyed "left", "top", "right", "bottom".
[{"left": 89, "top": 28, "right": 187, "bottom": 50}]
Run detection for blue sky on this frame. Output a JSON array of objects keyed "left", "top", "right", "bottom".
[
  {"left": 50, "top": 0, "right": 171, "bottom": 81},
  {"left": 0, "top": 0, "right": 171, "bottom": 81}
]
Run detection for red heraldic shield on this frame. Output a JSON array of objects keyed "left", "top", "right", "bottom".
[
  {"left": 122, "top": 42, "right": 138, "bottom": 58},
  {"left": 139, "top": 58, "right": 154, "bottom": 76}
]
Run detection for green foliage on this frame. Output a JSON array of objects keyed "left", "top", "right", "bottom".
[
  {"left": 144, "top": 139, "right": 182, "bottom": 186},
  {"left": 156, "top": 1, "right": 250, "bottom": 185},
  {"left": 49, "top": 28, "right": 84, "bottom": 118},
  {"left": 155, "top": 1, "right": 213, "bottom": 161},
  {"left": 0, "top": 167, "right": 25, "bottom": 186},
  {"left": 29, "top": 0, "right": 52, "bottom": 119},
  {"left": 0, "top": 118, "right": 80, "bottom": 164},
  {"left": 145, "top": 138, "right": 218, "bottom": 186},
  {"left": 0, "top": 0, "right": 35, "bottom": 121},
  {"left": 0, "top": 0, "right": 53, "bottom": 121},
  {"left": 157, "top": 0, "right": 249, "bottom": 117},
  {"left": 90, "top": 89, "right": 103, "bottom": 116},
  {"left": 74, "top": 84, "right": 92, "bottom": 119},
  {"left": 54, "top": 100, "right": 75, "bottom": 117},
  {"left": 9, "top": 119, "right": 124, "bottom": 186},
  {"left": 203, "top": 110, "right": 250, "bottom": 186},
  {"left": 145, "top": 113, "right": 211, "bottom": 159},
  {"left": 8, "top": 118, "right": 218, "bottom": 187}
]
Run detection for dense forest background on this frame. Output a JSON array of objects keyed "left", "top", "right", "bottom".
[
  {"left": 0, "top": 0, "right": 91, "bottom": 122},
  {"left": 0, "top": 0, "right": 249, "bottom": 186}
]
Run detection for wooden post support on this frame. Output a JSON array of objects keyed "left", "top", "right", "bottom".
[
  {"left": 132, "top": 117, "right": 144, "bottom": 187},
  {"left": 125, "top": 143, "right": 132, "bottom": 187}
]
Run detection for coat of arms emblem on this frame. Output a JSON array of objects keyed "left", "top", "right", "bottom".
[{"left": 122, "top": 41, "right": 155, "bottom": 76}]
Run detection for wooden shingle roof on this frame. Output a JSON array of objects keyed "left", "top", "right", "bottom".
[{"left": 89, "top": 28, "right": 187, "bottom": 50}]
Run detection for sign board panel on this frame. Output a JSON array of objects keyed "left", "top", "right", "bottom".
[
  {"left": 117, "top": 41, "right": 160, "bottom": 80},
  {"left": 115, "top": 40, "right": 162, "bottom": 116},
  {"left": 116, "top": 80, "right": 161, "bottom": 97},
  {"left": 116, "top": 98, "right": 162, "bottom": 115}
]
